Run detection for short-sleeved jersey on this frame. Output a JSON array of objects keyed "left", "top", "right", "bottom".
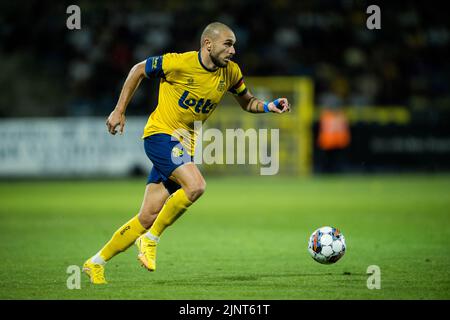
[{"left": 142, "top": 51, "right": 247, "bottom": 155}]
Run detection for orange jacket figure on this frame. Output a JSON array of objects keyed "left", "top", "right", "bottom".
[{"left": 317, "top": 109, "right": 351, "bottom": 150}]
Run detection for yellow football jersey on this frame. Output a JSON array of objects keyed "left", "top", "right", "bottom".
[{"left": 142, "top": 51, "right": 247, "bottom": 155}]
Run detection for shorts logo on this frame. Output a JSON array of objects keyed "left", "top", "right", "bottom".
[
  {"left": 178, "top": 90, "right": 216, "bottom": 114},
  {"left": 172, "top": 147, "right": 184, "bottom": 158}
]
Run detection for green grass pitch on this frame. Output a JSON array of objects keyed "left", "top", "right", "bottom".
[{"left": 0, "top": 175, "right": 449, "bottom": 299}]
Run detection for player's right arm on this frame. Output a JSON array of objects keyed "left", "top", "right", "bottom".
[{"left": 106, "top": 61, "right": 147, "bottom": 135}]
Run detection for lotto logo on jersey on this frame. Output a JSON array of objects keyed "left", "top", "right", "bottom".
[{"left": 178, "top": 90, "right": 216, "bottom": 114}]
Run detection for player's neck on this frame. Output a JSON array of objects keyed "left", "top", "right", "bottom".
[{"left": 199, "top": 49, "right": 218, "bottom": 72}]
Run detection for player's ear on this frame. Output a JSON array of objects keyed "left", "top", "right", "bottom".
[{"left": 205, "top": 39, "right": 212, "bottom": 51}]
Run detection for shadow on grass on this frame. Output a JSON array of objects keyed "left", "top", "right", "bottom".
[{"left": 149, "top": 272, "right": 368, "bottom": 286}]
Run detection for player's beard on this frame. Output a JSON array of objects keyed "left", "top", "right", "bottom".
[{"left": 210, "top": 51, "right": 228, "bottom": 68}]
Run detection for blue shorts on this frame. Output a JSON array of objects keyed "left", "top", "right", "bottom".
[{"left": 144, "top": 133, "right": 193, "bottom": 194}]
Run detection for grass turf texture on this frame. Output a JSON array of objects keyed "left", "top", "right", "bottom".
[{"left": 0, "top": 175, "right": 449, "bottom": 299}]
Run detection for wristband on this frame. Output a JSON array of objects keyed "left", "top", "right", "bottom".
[
  {"left": 273, "top": 98, "right": 281, "bottom": 109},
  {"left": 264, "top": 99, "right": 280, "bottom": 113}
]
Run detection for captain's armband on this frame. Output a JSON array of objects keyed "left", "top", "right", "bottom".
[
  {"left": 228, "top": 77, "right": 248, "bottom": 96},
  {"left": 145, "top": 56, "right": 165, "bottom": 78}
]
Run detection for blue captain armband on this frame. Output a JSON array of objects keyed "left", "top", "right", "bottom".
[{"left": 145, "top": 56, "right": 165, "bottom": 78}]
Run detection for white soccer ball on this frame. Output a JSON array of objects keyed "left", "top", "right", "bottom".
[{"left": 308, "top": 226, "right": 346, "bottom": 264}]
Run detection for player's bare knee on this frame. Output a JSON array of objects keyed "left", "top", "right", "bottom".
[
  {"left": 137, "top": 213, "right": 151, "bottom": 229},
  {"left": 185, "top": 181, "right": 206, "bottom": 202},
  {"left": 138, "top": 210, "right": 158, "bottom": 228}
]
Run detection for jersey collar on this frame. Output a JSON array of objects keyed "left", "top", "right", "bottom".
[{"left": 197, "top": 51, "right": 218, "bottom": 72}]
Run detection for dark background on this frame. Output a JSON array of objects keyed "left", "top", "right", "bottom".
[{"left": 1, "top": 0, "right": 449, "bottom": 172}]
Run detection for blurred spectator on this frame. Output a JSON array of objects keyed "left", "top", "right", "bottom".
[
  {"left": 0, "top": 0, "right": 449, "bottom": 117},
  {"left": 316, "top": 102, "right": 351, "bottom": 173}
]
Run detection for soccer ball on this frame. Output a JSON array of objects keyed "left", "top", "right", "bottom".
[{"left": 308, "top": 226, "right": 346, "bottom": 264}]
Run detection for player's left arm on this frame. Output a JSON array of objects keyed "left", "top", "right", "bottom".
[{"left": 234, "top": 90, "right": 291, "bottom": 114}]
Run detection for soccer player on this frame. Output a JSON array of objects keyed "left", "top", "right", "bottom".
[{"left": 82, "top": 22, "right": 291, "bottom": 284}]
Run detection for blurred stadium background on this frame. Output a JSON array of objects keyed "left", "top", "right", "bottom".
[
  {"left": 0, "top": 0, "right": 449, "bottom": 299},
  {"left": 1, "top": 0, "right": 449, "bottom": 177}
]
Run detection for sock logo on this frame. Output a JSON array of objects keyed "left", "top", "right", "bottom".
[{"left": 120, "top": 225, "right": 131, "bottom": 235}]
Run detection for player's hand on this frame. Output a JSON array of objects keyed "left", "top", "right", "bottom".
[
  {"left": 106, "top": 109, "right": 126, "bottom": 135},
  {"left": 269, "top": 98, "right": 291, "bottom": 114}
]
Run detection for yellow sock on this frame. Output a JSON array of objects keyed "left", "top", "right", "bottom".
[
  {"left": 98, "top": 214, "right": 146, "bottom": 261},
  {"left": 149, "top": 189, "right": 193, "bottom": 237}
]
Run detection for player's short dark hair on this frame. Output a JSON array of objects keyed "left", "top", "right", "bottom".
[{"left": 200, "top": 22, "right": 233, "bottom": 47}]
